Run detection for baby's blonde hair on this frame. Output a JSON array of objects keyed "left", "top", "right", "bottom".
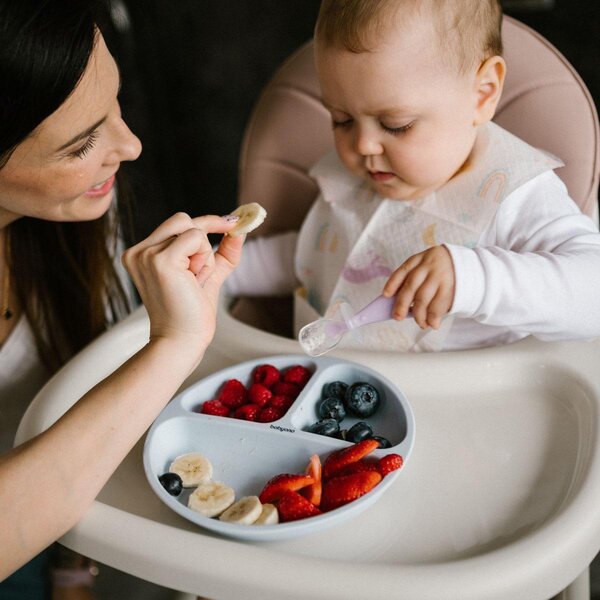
[{"left": 315, "top": 0, "right": 503, "bottom": 73}]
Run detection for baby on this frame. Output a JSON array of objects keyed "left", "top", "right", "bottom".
[{"left": 226, "top": 0, "right": 600, "bottom": 352}]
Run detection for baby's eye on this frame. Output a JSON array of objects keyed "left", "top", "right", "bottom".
[
  {"left": 381, "top": 121, "right": 414, "bottom": 136},
  {"left": 332, "top": 118, "right": 353, "bottom": 130},
  {"left": 69, "top": 130, "right": 99, "bottom": 160}
]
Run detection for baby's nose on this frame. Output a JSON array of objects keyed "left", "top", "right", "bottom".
[{"left": 354, "top": 125, "right": 383, "bottom": 156}]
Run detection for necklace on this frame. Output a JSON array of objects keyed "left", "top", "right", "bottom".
[{"left": 2, "top": 234, "right": 12, "bottom": 320}]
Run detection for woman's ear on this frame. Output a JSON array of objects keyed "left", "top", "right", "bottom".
[{"left": 473, "top": 56, "right": 506, "bottom": 125}]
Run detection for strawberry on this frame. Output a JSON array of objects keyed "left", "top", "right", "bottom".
[
  {"left": 282, "top": 365, "right": 312, "bottom": 388},
  {"left": 259, "top": 473, "right": 315, "bottom": 504},
  {"left": 301, "top": 454, "right": 322, "bottom": 506},
  {"left": 247, "top": 383, "right": 272, "bottom": 407},
  {"left": 252, "top": 364, "right": 280, "bottom": 389},
  {"left": 268, "top": 395, "right": 294, "bottom": 412},
  {"left": 378, "top": 454, "right": 403, "bottom": 476},
  {"left": 256, "top": 406, "right": 284, "bottom": 422},
  {"left": 217, "top": 379, "right": 246, "bottom": 409},
  {"left": 321, "top": 471, "right": 382, "bottom": 511},
  {"left": 272, "top": 381, "right": 300, "bottom": 398},
  {"left": 277, "top": 490, "right": 321, "bottom": 522},
  {"left": 199, "top": 399, "right": 230, "bottom": 417},
  {"left": 233, "top": 403, "right": 259, "bottom": 421},
  {"left": 336, "top": 458, "right": 380, "bottom": 477},
  {"left": 322, "top": 439, "right": 380, "bottom": 479}
]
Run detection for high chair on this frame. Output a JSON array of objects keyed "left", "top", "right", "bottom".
[{"left": 15, "top": 15, "right": 600, "bottom": 600}]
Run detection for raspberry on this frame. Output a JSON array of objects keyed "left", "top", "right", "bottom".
[
  {"left": 252, "top": 364, "right": 280, "bottom": 389},
  {"left": 247, "top": 383, "right": 272, "bottom": 407},
  {"left": 233, "top": 403, "right": 259, "bottom": 421},
  {"left": 256, "top": 406, "right": 284, "bottom": 423},
  {"left": 269, "top": 395, "right": 294, "bottom": 412},
  {"left": 217, "top": 379, "right": 246, "bottom": 409},
  {"left": 378, "top": 454, "right": 403, "bottom": 476},
  {"left": 282, "top": 365, "right": 312, "bottom": 388},
  {"left": 199, "top": 399, "right": 230, "bottom": 417},
  {"left": 272, "top": 381, "right": 300, "bottom": 398}
]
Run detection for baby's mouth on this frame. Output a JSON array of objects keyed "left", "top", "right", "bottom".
[{"left": 368, "top": 170, "right": 396, "bottom": 183}]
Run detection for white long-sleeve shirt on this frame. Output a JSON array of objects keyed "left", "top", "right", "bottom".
[{"left": 226, "top": 169, "right": 600, "bottom": 350}]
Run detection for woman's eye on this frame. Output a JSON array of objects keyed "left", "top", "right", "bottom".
[
  {"left": 70, "top": 130, "right": 99, "bottom": 159},
  {"left": 381, "top": 121, "right": 414, "bottom": 136},
  {"left": 332, "top": 118, "right": 353, "bottom": 129}
]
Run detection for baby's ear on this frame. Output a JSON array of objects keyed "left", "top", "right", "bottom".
[{"left": 473, "top": 56, "right": 506, "bottom": 125}]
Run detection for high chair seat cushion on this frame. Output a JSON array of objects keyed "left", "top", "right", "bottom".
[{"left": 238, "top": 16, "right": 599, "bottom": 234}]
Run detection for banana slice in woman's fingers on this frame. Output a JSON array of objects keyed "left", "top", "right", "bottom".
[
  {"left": 188, "top": 481, "right": 235, "bottom": 517},
  {"left": 169, "top": 453, "right": 213, "bottom": 488},
  {"left": 219, "top": 496, "right": 263, "bottom": 525},
  {"left": 253, "top": 503, "right": 279, "bottom": 525},
  {"left": 228, "top": 202, "right": 267, "bottom": 237}
]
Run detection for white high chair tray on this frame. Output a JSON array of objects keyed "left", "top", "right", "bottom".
[
  {"left": 16, "top": 302, "right": 600, "bottom": 600},
  {"left": 144, "top": 354, "right": 414, "bottom": 541}
]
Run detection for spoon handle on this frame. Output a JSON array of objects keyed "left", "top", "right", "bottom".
[{"left": 346, "top": 295, "right": 396, "bottom": 330}]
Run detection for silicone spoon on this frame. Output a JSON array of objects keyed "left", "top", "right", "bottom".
[{"left": 298, "top": 295, "right": 399, "bottom": 356}]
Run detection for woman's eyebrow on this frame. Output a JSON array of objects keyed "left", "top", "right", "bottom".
[{"left": 55, "top": 116, "right": 107, "bottom": 153}]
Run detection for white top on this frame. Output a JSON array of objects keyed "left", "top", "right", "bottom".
[{"left": 225, "top": 169, "right": 600, "bottom": 350}]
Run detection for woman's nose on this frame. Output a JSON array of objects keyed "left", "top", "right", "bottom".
[
  {"left": 105, "top": 117, "right": 142, "bottom": 164},
  {"left": 354, "top": 124, "right": 383, "bottom": 156}
]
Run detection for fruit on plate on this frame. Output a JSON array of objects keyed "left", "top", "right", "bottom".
[
  {"left": 318, "top": 396, "right": 346, "bottom": 422},
  {"left": 371, "top": 435, "right": 392, "bottom": 448},
  {"left": 301, "top": 454, "right": 322, "bottom": 506},
  {"left": 252, "top": 364, "right": 280, "bottom": 388},
  {"left": 169, "top": 452, "right": 213, "bottom": 487},
  {"left": 306, "top": 418, "right": 340, "bottom": 437},
  {"left": 345, "top": 382, "right": 380, "bottom": 417},
  {"left": 200, "top": 399, "right": 230, "bottom": 417},
  {"left": 278, "top": 490, "right": 322, "bottom": 522},
  {"left": 378, "top": 453, "right": 404, "bottom": 476},
  {"left": 282, "top": 365, "right": 312, "bottom": 388},
  {"left": 158, "top": 472, "right": 183, "bottom": 496},
  {"left": 219, "top": 496, "right": 263, "bottom": 525},
  {"left": 254, "top": 503, "right": 279, "bottom": 525},
  {"left": 259, "top": 473, "right": 315, "bottom": 504},
  {"left": 188, "top": 481, "right": 235, "bottom": 517},
  {"left": 217, "top": 379, "right": 246, "bottom": 409},
  {"left": 321, "top": 471, "right": 382, "bottom": 511},
  {"left": 345, "top": 421, "right": 373, "bottom": 443},
  {"left": 228, "top": 202, "right": 267, "bottom": 237},
  {"left": 322, "top": 439, "right": 380, "bottom": 479}
]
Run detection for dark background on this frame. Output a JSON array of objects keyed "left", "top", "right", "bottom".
[{"left": 107, "top": 0, "right": 599, "bottom": 241}]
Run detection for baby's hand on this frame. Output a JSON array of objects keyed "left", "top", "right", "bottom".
[{"left": 382, "top": 246, "right": 455, "bottom": 330}]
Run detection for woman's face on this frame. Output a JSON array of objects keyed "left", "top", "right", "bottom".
[{"left": 0, "top": 34, "right": 141, "bottom": 228}]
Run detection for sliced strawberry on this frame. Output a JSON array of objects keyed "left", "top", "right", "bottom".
[
  {"left": 199, "top": 399, "right": 230, "bottom": 417},
  {"left": 247, "top": 383, "right": 272, "bottom": 407},
  {"left": 217, "top": 379, "right": 246, "bottom": 409},
  {"left": 321, "top": 471, "right": 382, "bottom": 511},
  {"left": 268, "top": 395, "right": 294, "bottom": 412},
  {"left": 233, "top": 403, "right": 259, "bottom": 421},
  {"left": 252, "top": 364, "right": 280, "bottom": 389},
  {"left": 301, "top": 454, "right": 322, "bottom": 506},
  {"left": 256, "top": 406, "right": 284, "bottom": 423},
  {"left": 378, "top": 454, "right": 403, "bottom": 476},
  {"left": 336, "top": 458, "right": 380, "bottom": 477},
  {"left": 282, "top": 365, "right": 312, "bottom": 388},
  {"left": 271, "top": 381, "right": 301, "bottom": 399},
  {"left": 322, "top": 439, "right": 380, "bottom": 479},
  {"left": 277, "top": 490, "right": 321, "bottom": 522},
  {"left": 259, "top": 473, "right": 315, "bottom": 504}
]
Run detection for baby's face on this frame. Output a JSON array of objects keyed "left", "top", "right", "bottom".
[{"left": 316, "top": 17, "right": 484, "bottom": 200}]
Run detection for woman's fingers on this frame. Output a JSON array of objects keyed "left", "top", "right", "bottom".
[
  {"left": 209, "top": 234, "right": 245, "bottom": 289},
  {"left": 191, "top": 214, "right": 239, "bottom": 234}
]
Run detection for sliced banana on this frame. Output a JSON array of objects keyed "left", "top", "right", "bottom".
[
  {"left": 219, "top": 495, "right": 263, "bottom": 525},
  {"left": 169, "top": 453, "right": 213, "bottom": 488},
  {"left": 228, "top": 202, "right": 267, "bottom": 237},
  {"left": 253, "top": 503, "right": 279, "bottom": 525},
  {"left": 188, "top": 481, "right": 235, "bottom": 517}
]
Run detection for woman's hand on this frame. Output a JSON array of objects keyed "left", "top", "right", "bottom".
[
  {"left": 382, "top": 245, "right": 455, "bottom": 330},
  {"left": 121, "top": 212, "right": 243, "bottom": 362}
]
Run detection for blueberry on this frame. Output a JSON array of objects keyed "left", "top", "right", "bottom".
[
  {"left": 371, "top": 435, "right": 392, "bottom": 449},
  {"left": 345, "top": 382, "right": 381, "bottom": 417},
  {"left": 334, "top": 429, "right": 348, "bottom": 441},
  {"left": 158, "top": 472, "right": 183, "bottom": 496},
  {"left": 306, "top": 418, "right": 340, "bottom": 437},
  {"left": 322, "top": 381, "right": 348, "bottom": 401},
  {"left": 318, "top": 397, "right": 346, "bottom": 422},
  {"left": 346, "top": 421, "right": 373, "bottom": 443}
]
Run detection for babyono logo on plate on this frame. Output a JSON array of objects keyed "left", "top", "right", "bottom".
[{"left": 270, "top": 424, "right": 296, "bottom": 433}]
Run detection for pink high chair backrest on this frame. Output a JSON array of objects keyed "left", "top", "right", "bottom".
[{"left": 238, "top": 16, "right": 600, "bottom": 233}]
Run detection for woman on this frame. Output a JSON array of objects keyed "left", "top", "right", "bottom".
[{"left": 0, "top": 0, "right": 244, "bottom": 596}]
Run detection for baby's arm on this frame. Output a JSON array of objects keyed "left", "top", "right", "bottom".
[
  {"left": 223, "top": 230, "right": 299, "bottom": 297},
  {"left": 383, "top": 246, "right": 456, "bottom": 330},
  {"left": 445, "top": 171, "right": 600, "bottom": 341}
]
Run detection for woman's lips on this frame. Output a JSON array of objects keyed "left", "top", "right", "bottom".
[
  {"left": 368, "top": 171, "right": 395, "bottom": 183},
  {"left": 84, "top": 174, "right": 116, "bottom": 198}
]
